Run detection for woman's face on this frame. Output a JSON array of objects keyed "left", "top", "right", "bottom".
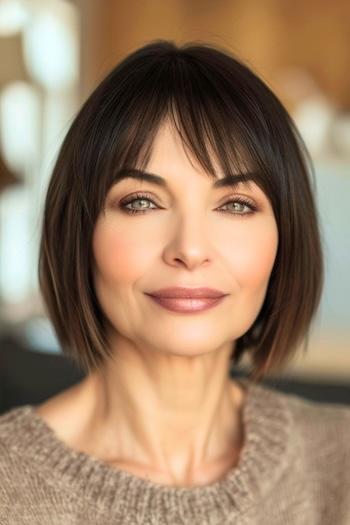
[{"left": 92, "top": 120, "right": 278, "bottom": 359}]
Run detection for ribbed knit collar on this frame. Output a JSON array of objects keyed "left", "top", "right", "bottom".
[{"left": 1, "top": 378, "right": 293, "bottom": 523}]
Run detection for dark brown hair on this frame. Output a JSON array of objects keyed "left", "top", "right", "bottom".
[{"left": 38, "top": 39, "right": 324, "bottom": 382}]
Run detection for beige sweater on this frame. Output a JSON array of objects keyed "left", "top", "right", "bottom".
[{"left": 0, "top": 378, "right": 349, "bottom": 525}]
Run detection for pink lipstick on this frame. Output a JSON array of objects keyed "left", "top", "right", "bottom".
[
  {"left": 144, "top": 286, "right": 228, "bottom": 313},
  {"left": 146, "top": 295, "right": 226, "bottom": 313}
]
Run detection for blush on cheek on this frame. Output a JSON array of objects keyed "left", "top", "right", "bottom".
[
  {"left": 230, "top": 226, "right": 278, "bottom": 288},
  {"left": 92, "top": 223, "right": 149, "bottom": 283},
  {"left": 249, "top": 243, "right": 277, "bottom": 285}
]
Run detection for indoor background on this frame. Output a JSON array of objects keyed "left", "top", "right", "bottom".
[{"left": 0, "top": 0, "right": 349, "bottom": 412}]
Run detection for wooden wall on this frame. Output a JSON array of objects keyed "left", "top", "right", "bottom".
[{"left": 78, "top": 0, "right": 350, "bottom": 111}]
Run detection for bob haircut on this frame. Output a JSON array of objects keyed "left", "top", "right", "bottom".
[{"left": 38, "top": 39, "right": 324, "bottom": 383}]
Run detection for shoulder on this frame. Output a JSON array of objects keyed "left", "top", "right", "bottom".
[
  {"left": 0, "top": 406, "right": 30, "bottom": 505},
  {"left": 268, "top": 385, "right": 350, "bottom": 467},
  {"left": 0, "top": 404, "right": 31, "bottom": 435},
  {"left": 0, "top": 405, "right": 39, "bottom": 478},
  {"left": 247, "top": 378, "right": 350, "bottom": 428},
  {"left": 252, "top": 383, "right": 350, "bottom": 522},
  {"left": 278, "top": 387, "right": 350, "bottom": 431},
  {"left": 269, "top": 384, "right": 350, "bottom": 433},
  {"left": 0, "top": 404, "right": 30, "bottom": 462},
  {"left": 0, "top": 405, "right": 23, "bottom": 448}
]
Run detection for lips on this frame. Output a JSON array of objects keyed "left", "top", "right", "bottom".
[
  {"left": 147, "top": 295, "right": 227, "bottom": 313},
  {"left": 146, "top": 287, "right": 227, "bottom": 299}
]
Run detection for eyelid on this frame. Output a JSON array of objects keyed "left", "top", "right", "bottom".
[
  {"left": 117, "top": 190, "right": 259, "bottom": 206},
  {"left": 118, "top": 191, "right": 162, "bottom": 205},
  {"left": 217, "top": 191, "right": 257, "bottom": 206}
]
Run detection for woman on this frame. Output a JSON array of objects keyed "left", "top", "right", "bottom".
[{"left": 0, "top": 40, "right": 349, "bottom": 525}]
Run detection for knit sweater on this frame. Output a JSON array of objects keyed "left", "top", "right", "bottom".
[{"left": 0, "top": 378, "right": 349, "bottom": 525}]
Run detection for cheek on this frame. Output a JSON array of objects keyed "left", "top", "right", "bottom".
[
  {"left": 92, "top": 220, "right": 153, "bottom": 284},
  {"left": 222, "top": 219, "right": 278, "bottom": 289}
]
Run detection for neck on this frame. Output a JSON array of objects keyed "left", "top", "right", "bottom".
[{"left": 75, "top": 344, "right": 245, "bottom": 485}]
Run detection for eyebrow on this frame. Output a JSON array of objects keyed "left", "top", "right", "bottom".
[{"left": 112, "top": 168, "right": 259, "bottom": 190}]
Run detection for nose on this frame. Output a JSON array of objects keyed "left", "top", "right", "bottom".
[{"left": 162, "top": 213, "right": 213, "bottom": 270}]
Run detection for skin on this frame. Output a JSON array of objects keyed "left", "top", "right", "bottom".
[{"left": 35, "top": 118, "right": 279, "bottom": 487}]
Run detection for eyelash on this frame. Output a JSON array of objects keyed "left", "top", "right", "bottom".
[{"left": 118, "top": 192, "right": 258, "bottom": 217}]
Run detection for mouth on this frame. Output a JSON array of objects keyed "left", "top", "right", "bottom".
[
  {"left": 146, "top": 286, "right": 227, "bottom": 299},
  {"left": 145, "top": 294, "right": 227, "bottom": 313}
]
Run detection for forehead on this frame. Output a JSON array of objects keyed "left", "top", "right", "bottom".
[
  {"left": 115, "top": 119, "right": 260, "bottom": 192},
  {"left": 112, "top": 117, "right": 263, "bottom": 196},
  {"left": 146, "top": 119, "right": 220, "bottom": 175},
  {"left": 140, "top": 118, "right": 253, "bottom": 183}
]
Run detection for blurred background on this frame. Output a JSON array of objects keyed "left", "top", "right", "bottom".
[{"left": 0, "top": 0, "right": 349, "bottom": 413}]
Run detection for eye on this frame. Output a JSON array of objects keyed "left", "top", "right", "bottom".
[
  {"left": 119, "top": 193, "right": 158, "bottom": 215},
  {"left": 217, "top": 195, "right": 257, "bottom": 216},
  {"left": 118, "top": 193, "right": 258, "bottom": 216}
]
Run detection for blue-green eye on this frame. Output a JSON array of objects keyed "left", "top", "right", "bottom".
[
  {"left": 121, "top": 194, "right": 158, "bottom": 214},
  {"left": 119, "top": 192, "right": 257, "bottom": 216},
  {"left": 217, "top": 197, "right": 257, "bottom": 215}
]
